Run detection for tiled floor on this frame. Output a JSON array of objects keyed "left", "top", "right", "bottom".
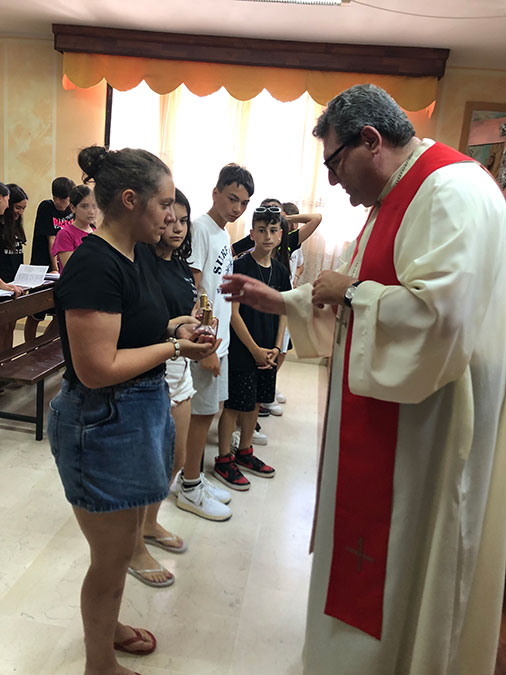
[{"left": 0, "top": 359, "right": 325, "bottom": 675}]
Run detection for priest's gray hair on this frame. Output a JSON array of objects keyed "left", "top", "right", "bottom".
[{"left": 313, "top": 84, "right": 415, "bottom": 148}]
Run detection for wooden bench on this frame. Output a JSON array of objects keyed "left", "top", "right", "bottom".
[{"left": 0, "top": 285, "right": 65, "bottom": 440}]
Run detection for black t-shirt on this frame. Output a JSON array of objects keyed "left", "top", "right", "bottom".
[
  {"left": 156, "top": 255, "right": 197, "bottom": 317},
  {"left": 55, "top": 235, "right": 169, "bottom": 384},
  {"left": 30, "top": 199, "right": 73, "bottom": 267},
  {"left": 228, "top": 252, "right": 291, "bottom": 372},
  {"left": 232, "top": 229, "right": 300, "bottom": 258},
  {"left": 0, "top": 230, "right": 23, "bottom": 282}
]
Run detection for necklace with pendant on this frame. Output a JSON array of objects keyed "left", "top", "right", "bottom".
[{"left": 254, "top": 259, "right": 273, "bottom": 287}]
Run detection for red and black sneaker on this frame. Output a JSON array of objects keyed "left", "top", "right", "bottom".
[
  {"left": 213, "top": 453, "right": 251, "bottom": 491},
  {"left": 234, "top": 446, "right": 276, "bottom": 478}
]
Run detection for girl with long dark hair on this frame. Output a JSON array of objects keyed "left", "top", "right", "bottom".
[{"left": 0, "top": 184, "right": 28, "bottom": 352}]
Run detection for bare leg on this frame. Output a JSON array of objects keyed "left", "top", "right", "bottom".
[
  {"left": 170, "top": 397, "right": 191, "bottom": 481},
  {"left": 130, "top": 506, "right": 173, "bottom": 585},
  {"left": 138, "top": 399, "right": 189, "bottom": 552},
  {"left": 238, "top": 405, "right": 260, "bottom": 450},
  {"left": 142, "top": 501, "right": 186, "bottom": 552},
  {"left": 185, "top": 413, "right": 214, "bottom": 479},
  {"left": 218, "top": 407, "right": 239, "bottom": 456},
  {"left": 73, "top": 505, "right": 154, "bottom": 675}
]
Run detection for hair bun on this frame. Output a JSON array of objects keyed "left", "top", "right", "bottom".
[{"left": 78, "top": 145, "right": 109, "bottom": 182}]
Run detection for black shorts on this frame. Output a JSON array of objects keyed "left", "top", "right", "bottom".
[{"left": 224, "top": 367, "right": 276, "bottom": 412}]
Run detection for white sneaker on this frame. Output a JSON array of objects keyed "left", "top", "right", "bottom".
[
  {"left": 252, "top": 429, "right": 268, "bottom": 445},
  {"left": 172, "top": 471, "right": 231, "bottom": 505},
  {"left": 170, "top": 470, "right": 183, "bottom": 495},
  {"left": 201, "top": 475, "right": 231, "bottom": 504},
  {"left": 177, "top": 481, "right": 232, "bottom": 521},
  {"left": 262, "top": 401, "right": 283, "bottom": 416},
  {"left": 232, "top": 429, "right": 268, "bottom": 447},
  {"left": 276, "top": 390, "right": 286, "bottom": 404}
]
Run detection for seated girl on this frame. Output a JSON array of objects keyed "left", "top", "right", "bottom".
[{"left": 0, "top": 183, "right": 28, "bottom": 352}]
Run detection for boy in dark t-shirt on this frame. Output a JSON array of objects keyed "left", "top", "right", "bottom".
[
  {"left": 214, "top": 207, "right": 291, "bottom": 490},
  {"left": 30, "top": 176, "right": 75, "bottom": 270},
  {"left": 26, "top": 176, "right": 75, "bottom": 340}
]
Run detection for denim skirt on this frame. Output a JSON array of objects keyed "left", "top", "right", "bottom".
[{"left": 47, "top": 373, "right": 175, "bottom": 512}]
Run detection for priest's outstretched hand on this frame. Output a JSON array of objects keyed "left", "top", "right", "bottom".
[
  {"left": 221, "top": 274, "right": 286, "bottom": 315},
  {"left": 312, "top": 270, "right": 358, "bottom": 307}
]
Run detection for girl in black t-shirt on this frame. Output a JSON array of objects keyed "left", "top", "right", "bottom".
[
  {"left": 128, "top": 188, "right": 201, "bottom": 583},
  {"left": 47, "top": 146, "right": 219, "bottom": 674},
  {"left": 0, "top": 183, "right": 27, "bottom": 282},
  {"left": 155, "top": 188, "right": 197, "bottom": 479},
  {"left": 0, "top": 184, "right": 28, "bottom": 352}
]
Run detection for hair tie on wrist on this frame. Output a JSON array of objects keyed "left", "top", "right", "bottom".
[{"left": 174, "top": 323, "right": 185, "bottom": 339}]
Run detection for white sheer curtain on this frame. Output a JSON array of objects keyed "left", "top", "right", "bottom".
[{"left": 110, "top": 81, "right": 367, "bottom": 284}]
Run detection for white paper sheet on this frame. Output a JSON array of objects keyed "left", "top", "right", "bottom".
[{"left": 12, "top": 264, "right": 49, "bottom": 289}]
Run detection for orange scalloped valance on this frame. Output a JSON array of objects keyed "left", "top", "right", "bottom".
[{"left": 63, "top": 52, "right": 437, "bottom": 111}]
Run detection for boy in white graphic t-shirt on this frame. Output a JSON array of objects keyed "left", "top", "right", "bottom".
[{"left": 174, "top": 164, "right": 254, "bottom": 521}]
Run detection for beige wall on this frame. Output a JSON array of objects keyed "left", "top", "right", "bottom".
[
  {"left": 0, "top": 38, "right": 106, "bottom": 262},
  {"left": 398, "top": 67, "right": 506, "bottom": 147},
  {"left": 435, "top": 66, "right": 506, "bottom": 148},
  {"left": 1, "top": 37, "right": 505, "bottom": 264}
]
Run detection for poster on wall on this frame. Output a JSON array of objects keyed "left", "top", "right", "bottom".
[
  {"left": 459, "top": 103, "right": 506, "bottom": 195},
  {"left": 466, "top": 142, "right": 504, "bottom": 179}
]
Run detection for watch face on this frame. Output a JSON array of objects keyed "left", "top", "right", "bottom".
[
  {"left": 345, "top": 286, "right": 355, "bottom": 301},
  {"left": 344, "top": 285, "right": 356, "bottom": 307}
]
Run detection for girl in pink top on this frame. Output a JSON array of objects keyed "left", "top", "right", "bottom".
[{"left": 51, "top": 184, "right": 97, "bottom": 270}]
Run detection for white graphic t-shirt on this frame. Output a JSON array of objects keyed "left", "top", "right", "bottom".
[{"left": 190, "top": 213, "right": 233, "bottom": 358}]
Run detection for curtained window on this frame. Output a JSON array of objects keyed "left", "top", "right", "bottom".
[
  {"left": 58, "top": 27, "right": 444, "bottom": 282},
  {"left": 110, "top": 82, "right": 372, "bottom": 284}
]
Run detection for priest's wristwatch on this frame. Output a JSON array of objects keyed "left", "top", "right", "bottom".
[{"left": 344, "top": 281, "right": 362, "bottom": 308}]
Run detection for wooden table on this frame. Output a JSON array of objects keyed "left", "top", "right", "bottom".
[{"left": 0, "top": 284, "right": 64, "bottom": 440}]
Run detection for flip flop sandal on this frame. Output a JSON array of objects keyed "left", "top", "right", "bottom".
[
  {"left": 144, "top": 533, "right": 188, "bottom": 554},
  {"left": 114, "top": 626, "right": 157, "bottom": 655},
  {"left": 127, "top": 566, "right": 175, "bottom": 588}
]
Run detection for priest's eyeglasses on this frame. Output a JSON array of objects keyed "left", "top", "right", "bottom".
[
  {"left": 323, "top": 143, "right": 347, "bottom": 177},
  {"left": 254, "top": 206, "right": 282, "bottom": 214}
]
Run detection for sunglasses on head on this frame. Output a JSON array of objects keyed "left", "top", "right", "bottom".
[{"left": 255, "top": 206, "right": 281, "bottom": 214}]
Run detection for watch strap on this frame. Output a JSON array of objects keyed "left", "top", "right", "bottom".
[{"left": 344, "top": 280, "right": 363, "bottom": 308}]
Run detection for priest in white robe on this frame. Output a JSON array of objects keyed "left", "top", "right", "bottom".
[{"left": 221, "top": 84, "right": 506, "bottom": 675}]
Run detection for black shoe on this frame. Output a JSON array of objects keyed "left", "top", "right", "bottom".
[
  {"left": 258, "top": 406, "right": 270, "bottom": 417},
  {"left": 235, "top": 446, "right": 276, "bottom": 478},
  {"left": 213, "top": 453, "right": 251, "bottom": 491}
]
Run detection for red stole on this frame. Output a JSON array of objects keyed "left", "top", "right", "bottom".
[{"left": 324, "top": 142, "right": 472, "bottom": 638}]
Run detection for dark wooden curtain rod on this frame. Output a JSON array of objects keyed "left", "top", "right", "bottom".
[{"left": 53, "top": 24, "right": 449, "bottom": 78}]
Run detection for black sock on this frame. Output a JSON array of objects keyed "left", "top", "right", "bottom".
[{"left": 182, "top": 476, "right": 201, "bottom": 491}]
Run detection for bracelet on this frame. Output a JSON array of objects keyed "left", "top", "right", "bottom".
[
  {"left": 168, "top": 337, "right": 180, "bottom": 360},
  {"left": 173, "top": 323, "right": 186, "bottom": 339},
  {"left": 272, "top": 346, "right": 281, "bottom": 352}
]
